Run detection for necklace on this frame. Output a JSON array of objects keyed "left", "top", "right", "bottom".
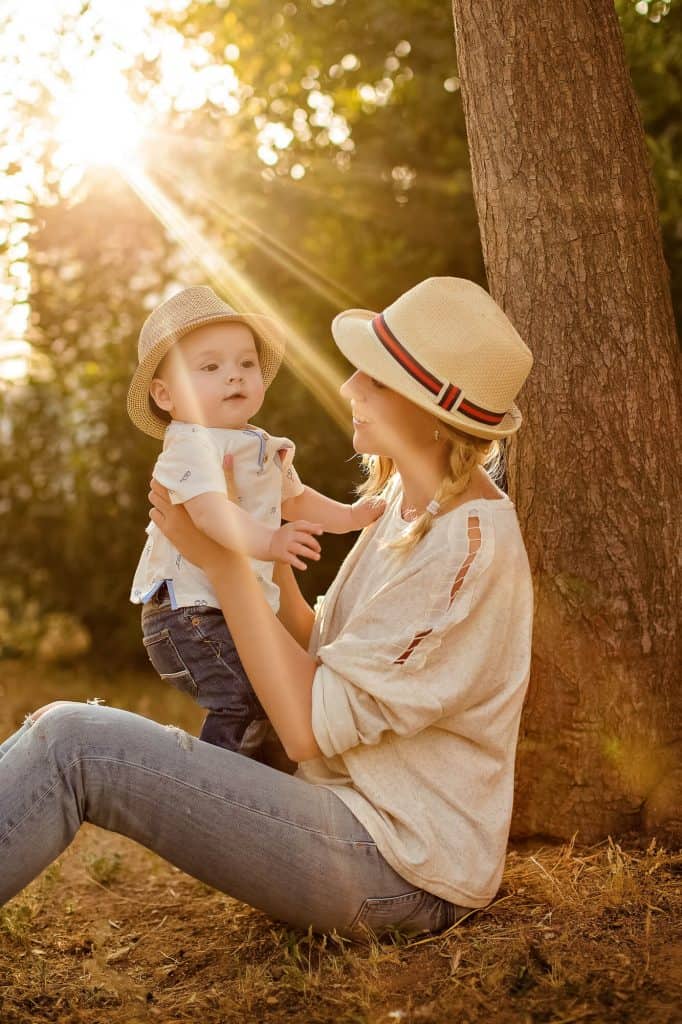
[{"left": 400, "top": 497, "right": 441, "bottom": 522}]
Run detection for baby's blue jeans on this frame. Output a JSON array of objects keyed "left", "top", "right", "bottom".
[
  {"left": 0, "top": 703, "right": 469, "bottom": 939},
  {"left": 141, "top": 588, "right": 267, "bottom": 755}
]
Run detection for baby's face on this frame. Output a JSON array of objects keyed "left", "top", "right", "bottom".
[{"left": 151, "top": 322, "right": 265, "bottom": 430}]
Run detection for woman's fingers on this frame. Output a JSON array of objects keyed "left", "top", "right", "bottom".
[
  {"left": 148, "top": 489, "right": 166, "bottom": 515},
  {"left": 222, "top": 454, "right": 238, "bottom": 502},
  {"left": 150, "top": 477, "right": 170, "bottom": 499},
  {"left": 149, "top": 478, "right": 172, "bottom": 515}
]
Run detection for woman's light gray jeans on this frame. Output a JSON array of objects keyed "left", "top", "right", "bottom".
[{"left": 0, "top": 702, "right": 468, "bottom": 939}]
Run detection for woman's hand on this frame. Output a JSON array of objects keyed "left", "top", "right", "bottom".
[{"left": 149, "top": 479, "right": 224, "bottom": 570}]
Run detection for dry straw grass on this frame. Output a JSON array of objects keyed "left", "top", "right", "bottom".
[{"left": 0, "top": 663, "right": 680, "bottom": 1023}]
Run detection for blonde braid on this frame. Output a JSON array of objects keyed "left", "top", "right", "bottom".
[
  {"left": 391, "top": 427, "right": 500, "bottom": 555},
  {"left": 352, "top": 429, "right": 501, "bottom": 555}
]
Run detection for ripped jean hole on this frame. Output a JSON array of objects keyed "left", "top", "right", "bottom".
[{"left": 164, "top": 724, "right": 194, "bottom": 751}]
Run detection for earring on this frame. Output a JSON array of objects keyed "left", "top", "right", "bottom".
[{"left": 434, "top": 428, "right": 441, "bottom": 442}]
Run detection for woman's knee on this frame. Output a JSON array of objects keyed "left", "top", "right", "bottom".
[
  {"left": 28, "top": 702, "right": 94, "bottom": 750},
  {"left": 31, "top": 700, "right": 75, "bottom": 722}
]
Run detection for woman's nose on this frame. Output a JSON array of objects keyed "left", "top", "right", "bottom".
[{"left": 339, "top": 370, "right": 362, "bottom": 399}]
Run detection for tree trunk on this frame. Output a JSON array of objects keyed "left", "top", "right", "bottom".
[{"left": 451, "top": 0, "right": 681, "bottom": 841}]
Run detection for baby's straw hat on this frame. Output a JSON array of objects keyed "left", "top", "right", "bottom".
[
  {"left": 127, "top": 285, "right": 286, "bottom": 439},
  {"left": 332, "top": 277, "right": 533, "bottom": 439}
]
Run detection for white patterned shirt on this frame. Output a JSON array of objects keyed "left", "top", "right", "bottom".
[{"left": 131, "top": 421, "right": 305, "bottom": 613}]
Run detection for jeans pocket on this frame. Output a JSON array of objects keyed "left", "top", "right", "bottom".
[
  {"left": 142, "top": 628, "right": 199, "bottom": 698},
  {"left": 350, "top": 888, "right": 452, "bottom": 940}
]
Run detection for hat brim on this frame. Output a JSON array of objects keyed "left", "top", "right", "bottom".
[
  {"left": 331, "top": 308, "right": 522, "bottom": 440},
  {"left": 128, "top": 312, "right": 286, "bottom": 440}
]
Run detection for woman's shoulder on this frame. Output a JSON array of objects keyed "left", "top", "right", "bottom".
[
  {"left": 432, "top": 480, "right": 525, "bottom": 585},
  {"left": 439, "top": 468, "right": 511, "bottom": 513}
]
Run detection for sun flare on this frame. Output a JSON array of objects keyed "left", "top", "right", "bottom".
[{"left": 52, "top": 68, "right": 147, "bottom": 172}]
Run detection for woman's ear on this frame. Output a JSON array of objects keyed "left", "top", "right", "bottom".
[{"left": 149, "top": 377, "right": 173, "bottom": 413}]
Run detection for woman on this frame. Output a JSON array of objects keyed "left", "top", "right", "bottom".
[{"left": 0, "top": 277, "right": 534, "bottom": 940}]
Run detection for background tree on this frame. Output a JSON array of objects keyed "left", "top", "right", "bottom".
[{"left": 450, "top": 0, "right": 681, "bottom": 841}]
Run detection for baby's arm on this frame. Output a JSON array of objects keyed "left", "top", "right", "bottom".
[
  {"left": 185, "top": 492, "right": 321, "bottom": 569},
  {"left": 281, "top": 486, "right": 385, "bottom": 534},
  {"left": 184, "top": 492, "right": 274, "bottom": 560}
]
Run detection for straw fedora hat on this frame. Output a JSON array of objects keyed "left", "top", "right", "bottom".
[
  {"left": 332, "top": 277, "right": 532, "bottom": 440},
  {"left": 128, "top": 285, "right": 287, "bottom": 439}
]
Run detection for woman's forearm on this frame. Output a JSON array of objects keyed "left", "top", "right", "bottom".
[
  {"left": 273, "top": 562, "right": 315, "bottom": 649},
  {"left": 206, "top": 550, "right": 322, "bottom": 762}
]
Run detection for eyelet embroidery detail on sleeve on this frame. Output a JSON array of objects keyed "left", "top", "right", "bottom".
[{"left": 392, "top": 513, "right": 482, "bottom": 665}]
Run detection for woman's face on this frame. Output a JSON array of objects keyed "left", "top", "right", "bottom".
[{"left": 339, "top": 369, "right": 439, "bottom": 457}]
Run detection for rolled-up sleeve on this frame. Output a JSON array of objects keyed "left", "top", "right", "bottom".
[{"left": 311, "top": 660, "right": 444, "bottom": 757}]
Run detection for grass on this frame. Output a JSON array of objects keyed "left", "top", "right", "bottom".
[{"left": 0, "top": 660, "right": 680, "bottom": 1024}]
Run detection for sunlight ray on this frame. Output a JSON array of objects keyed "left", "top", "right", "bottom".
[
  {"left": 122, "top": 165, "right": 352, "bottom": 436},
  {"left": 155, "top": 164, "right": 362, "bottom": 310},
  {"left": 148, "top": 134, "right": 419, "bottom": 229}
]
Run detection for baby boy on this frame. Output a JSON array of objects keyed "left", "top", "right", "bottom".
[{"left": 128, "top": 285, "right": 382, "bottom": 757}]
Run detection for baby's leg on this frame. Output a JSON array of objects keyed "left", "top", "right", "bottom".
[
  {"left": 184, "top": 608, "right": 267, "bottom": 754},
  {"left": 142, "top": 603, "right": 265, "bottom": 755}
]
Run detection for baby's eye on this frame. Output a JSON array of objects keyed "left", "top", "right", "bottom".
[
  {"left": 202, "top": 363, "right": 219, "bottom": 372},
  {"left": 370, "top": 376, "right": 385, "bottom": 389},
  {"left": 242, "top": 359, "right": 256, "bottom": 368}
]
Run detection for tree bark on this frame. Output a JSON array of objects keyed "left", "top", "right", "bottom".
[{"left": 451, "top": 0, "right": 681, "bottom": 841}]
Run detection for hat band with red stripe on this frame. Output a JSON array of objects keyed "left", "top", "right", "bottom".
[{"left": 370, "top": 314, "right": 505, "bottom": 427}]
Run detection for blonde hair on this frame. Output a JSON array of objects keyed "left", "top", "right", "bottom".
[{"left": 355, "top": 424, "right": 502, "bottom": 555}]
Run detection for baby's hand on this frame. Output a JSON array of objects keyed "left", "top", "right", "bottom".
[
  {"left": 350, "top": 496, "right": 387, "bottom": 530},
  {"left": 268, "top": 521, "right": 323, "bottom": 571}
]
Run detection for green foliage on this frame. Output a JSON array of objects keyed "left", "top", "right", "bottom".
[
  {"left": 0, "top": 0, "right": 678, "bottom": 667},
  {"left": 84, "top": 851, "right": 123, "bottom": 886}
]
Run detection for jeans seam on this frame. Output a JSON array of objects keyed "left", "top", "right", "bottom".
[
  {"left": 3, "top": 754, "right": 377, "bottom": 848},
  {"left": 0, "top": 773, "right": 70, "bottom": 846}
]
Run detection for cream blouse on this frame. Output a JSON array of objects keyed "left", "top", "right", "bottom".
[{"left": 296, "top": 472, "right": 534, "bottom": 908}]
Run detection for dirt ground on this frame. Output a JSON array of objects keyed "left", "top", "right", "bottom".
[{"left": 1, "top": 662, "right": 680, "bottom": 1024}]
